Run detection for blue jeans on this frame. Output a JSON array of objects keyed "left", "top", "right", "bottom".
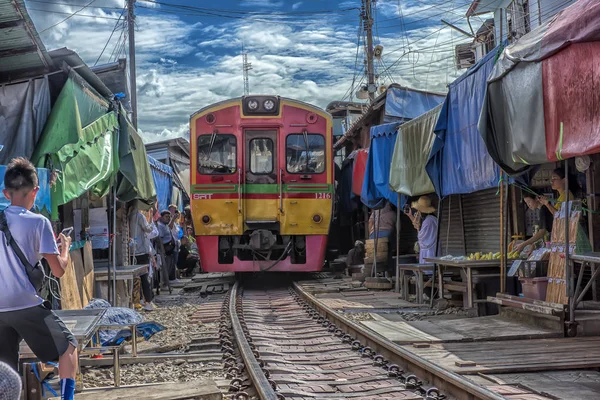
[{"left": 369, "top": 230, "right": 393, "bottom": 239}]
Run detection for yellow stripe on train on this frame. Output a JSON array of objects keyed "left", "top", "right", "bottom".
[{"left": 192, "top": 198, "right": 332, "bottom": 236}]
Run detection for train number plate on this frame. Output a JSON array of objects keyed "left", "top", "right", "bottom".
[{"left": 315, "top": 193, "right": 332, "bottom": 199}]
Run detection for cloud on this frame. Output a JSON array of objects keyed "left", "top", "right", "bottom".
[
  {"left": 292, "top": 2, "right": 303, "bottom": 10},
  {"left": 24, "top": 0, "right": 476, "bottom": 141}
]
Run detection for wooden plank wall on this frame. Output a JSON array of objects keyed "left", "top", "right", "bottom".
[{"left": 59, "top": 243, "right": 95, "bottom": 310}]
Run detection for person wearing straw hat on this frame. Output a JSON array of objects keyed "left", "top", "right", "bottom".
[{"left": 406, "top": 195, "right": 438, "bottom": 264}]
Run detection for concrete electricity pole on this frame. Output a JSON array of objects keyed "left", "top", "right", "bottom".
[
  {"left": 127, "top": 0, "right": 138, "bottom": 129},
  {"left": 363, "top": 0, "right": 375, "bottom": 101}
]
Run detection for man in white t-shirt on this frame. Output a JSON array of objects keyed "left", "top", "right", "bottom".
[{"left": 0, "top": 158, "right": 76, "bottom": 400}]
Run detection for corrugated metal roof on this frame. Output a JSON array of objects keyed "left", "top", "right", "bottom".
[{"left": 0, "top": 0, "right": 53, "bottom": 80}]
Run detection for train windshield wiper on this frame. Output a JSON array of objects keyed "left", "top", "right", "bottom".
[{"left": 302, "top": 130, "right": 310, "bottom": 172}]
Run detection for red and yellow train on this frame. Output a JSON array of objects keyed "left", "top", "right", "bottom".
[{"left": 190, "top": 96, "right": 334, "bottom": 272}]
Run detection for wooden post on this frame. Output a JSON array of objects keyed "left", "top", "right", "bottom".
[{"left": 500, "top": 172, "right": 506, "bottom": 293}]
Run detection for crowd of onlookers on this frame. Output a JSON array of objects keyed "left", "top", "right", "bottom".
[{"left": 129, "top": 203, "right": 198, "bottom": 311}]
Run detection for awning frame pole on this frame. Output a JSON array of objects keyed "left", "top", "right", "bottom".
[
  {"left": 111, "top": 184, "right": 117, "bottom": 305},
  {"left": 500, "top": 172, "right": 506, "bottom": 294}
]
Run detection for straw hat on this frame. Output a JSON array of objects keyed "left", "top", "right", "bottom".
[{"left": 411, "top": 196, "right": 436, "bottom": 214}]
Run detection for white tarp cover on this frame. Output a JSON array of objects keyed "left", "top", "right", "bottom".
[
  {"left": 389, "top": 104, "right": 442, "bottom": 197},
  {"left": 0, "top": 77, "right": 51, "bottom": 163}
]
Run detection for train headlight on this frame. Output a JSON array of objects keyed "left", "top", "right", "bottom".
[
  {"left": 202, "top": 215, "right": 211, "bottom": 224},
  {"left": 263, "top": 99, "right": 275, "bottom": 111},
  {"left": 247, "top": 99, "right": 259, "bottom": 110},
  {"left": 312, "top": 214, "right": 322, "bottom": 223}
]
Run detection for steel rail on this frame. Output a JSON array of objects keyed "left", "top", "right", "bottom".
[
  {"left": 292, "top": 282, "right": 508, "bottom": 400},
  {"left": 230, "top": 281, "right": 278, "bottom": 400}
]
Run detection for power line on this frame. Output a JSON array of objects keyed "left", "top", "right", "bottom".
[
  {"left": 28, "top": 7, "right": 121, "bottom": 20},
  {"left": 39, "top": 0, "right": 99, "bottom": 33},
  {"left": 94, "top": 6, "right": 126, "bottom": 66},
  {"left": 26, "top": 0, "right": 123, "bottom": 10}
]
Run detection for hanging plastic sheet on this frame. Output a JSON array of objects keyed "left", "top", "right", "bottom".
[
  {"left": 390, "top": 104, "right": 442, "bottom": 197},
  {"left": 148, "top": 156, "right": 173, "bottom": 212},
  {"left": 117, "top": 109, "right": 157, "bottom": 209},
  {"left": 361, "top": 123, "right": 400, "bottom": 209},
  {"left": 338, "top": 157, "right": 356, "bottom": 214},
  {"left": 352, "top": 149, "right": 368, "bottom": 197},
  {"left": 479, "top": 0, "right": 600, "bottom": 175},
  {"left": 385, "top": 86, "right": 445, "bottom": 121},
  {"left": 31, "top": 72, "right": 119, "bottom": 219},
  {"left": 0, "top": 77, "right": 51, "bottom": 164},
  {"left": 426, "top": 46, "right": 502, "bottom": 197}
]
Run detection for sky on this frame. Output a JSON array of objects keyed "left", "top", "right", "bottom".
[{"left": 24, "top": 0, "right": 484, "bottom": 143}]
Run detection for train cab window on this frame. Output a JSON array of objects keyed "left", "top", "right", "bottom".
[
  {"left": 197, "top": 133, "right": 237, "bottom": 174},
  {"left": 249, "top": 138, "right": 274, "bottom": 174},
  {"left": 286, "top": 134, "right": 325, "bottom": 173}
]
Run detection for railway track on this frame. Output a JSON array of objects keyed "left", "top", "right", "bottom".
[{"left": 219, "top": 278, "right": 508, "bottom": 400}]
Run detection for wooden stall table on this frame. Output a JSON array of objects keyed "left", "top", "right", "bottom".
[
  {"left": 94, "top": 265, "right": 149, "bottom": 308},
  {"left": 425, "top": 257, "right": 500, "bottom": 310},
  {"left": 395, "top": 263, "right": 433, "bottom": 304},
  {"left": 20, "top": 309, "right": 105, "bottom": 395},
  {"left": 569, "top": 253, "right": 600, "bottom": 330}
]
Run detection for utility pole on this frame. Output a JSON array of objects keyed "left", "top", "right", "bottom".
[
  {"left": 127, "top": 0, "right": 138, "bottom": 129},
  {"left": 363, "top": 0, "right": 375, "bottom": 101},
  {"left": 242, "top": 45, "right": 252, "bottom": 96}
]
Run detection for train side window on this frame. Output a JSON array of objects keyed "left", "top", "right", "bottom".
[
  {"left": 286, "top": 134, "right": 325, "bottom": 174},
  {"left": 197, "top": 133, "right": 237, "bottom": 174},
  {"left": 249, "top": 138, "right": 274, "bottom": 174}
]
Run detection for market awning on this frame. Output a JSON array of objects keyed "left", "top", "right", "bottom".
[
  {"left": 390, "top": 104, "right": 442, "bottom": 197},
  {"left": 335, "top": 85, "right": 446, "bottom": 149},
  {"left": 426, "top": 45, "right": 502, "bottom": 197},
  {"left": 479, "top": 0, "right": 600, "bottom": 175},
  {"left": 361, "top": 122, "right": 400, "bottom": 209},
  {"left": 148, "top": 156, "right": 173, "bottom": 212},
  {"left": 31, "top": 71, "right": 119, "bottom": 219},
  {"left": 116, "top": 110, "right": 157, "bottom": 208}
]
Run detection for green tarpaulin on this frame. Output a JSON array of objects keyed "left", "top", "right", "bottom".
[
  {"left": 31, "top": 72, "right": 119, "bottom": 219},
  {"left": 389, "top": 104, "right": 442, "bottom": 197},
  {"left": 32, "top": 70, "right": 156, "bottom": 218},
  {"left": 116, "top": 110, "right": 156, "bottom": 209}
]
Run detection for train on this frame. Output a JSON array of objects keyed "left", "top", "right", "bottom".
[{"left": 189, "top": 95, "right": 334, "bottom": 272}]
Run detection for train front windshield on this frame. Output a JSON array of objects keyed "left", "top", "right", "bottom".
[
  {"left": 197, "top": 134, "right": 237, "bottom": 174},
  {"left": 286, "top": 134, "right": 325, "bottom": 173}
]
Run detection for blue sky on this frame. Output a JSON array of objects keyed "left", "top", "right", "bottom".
[{"left": 24, "top": 0, "right": 481, "bottom": 141}]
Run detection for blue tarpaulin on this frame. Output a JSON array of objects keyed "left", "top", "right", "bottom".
[
  {"left": 426, "top": 46, "right": 502, "bottom": 197},
  {"left": 0, "top": 167, "right": 51, "bottom": 214},
  {"left": 384, "top": 86, "right": 446, "bottom": 123},
  {"left": 361, "top": 123, "right": 401, "bottom": 209},
  {"left": 148, "top": 156, "right": 173, "bottom": 212}
]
